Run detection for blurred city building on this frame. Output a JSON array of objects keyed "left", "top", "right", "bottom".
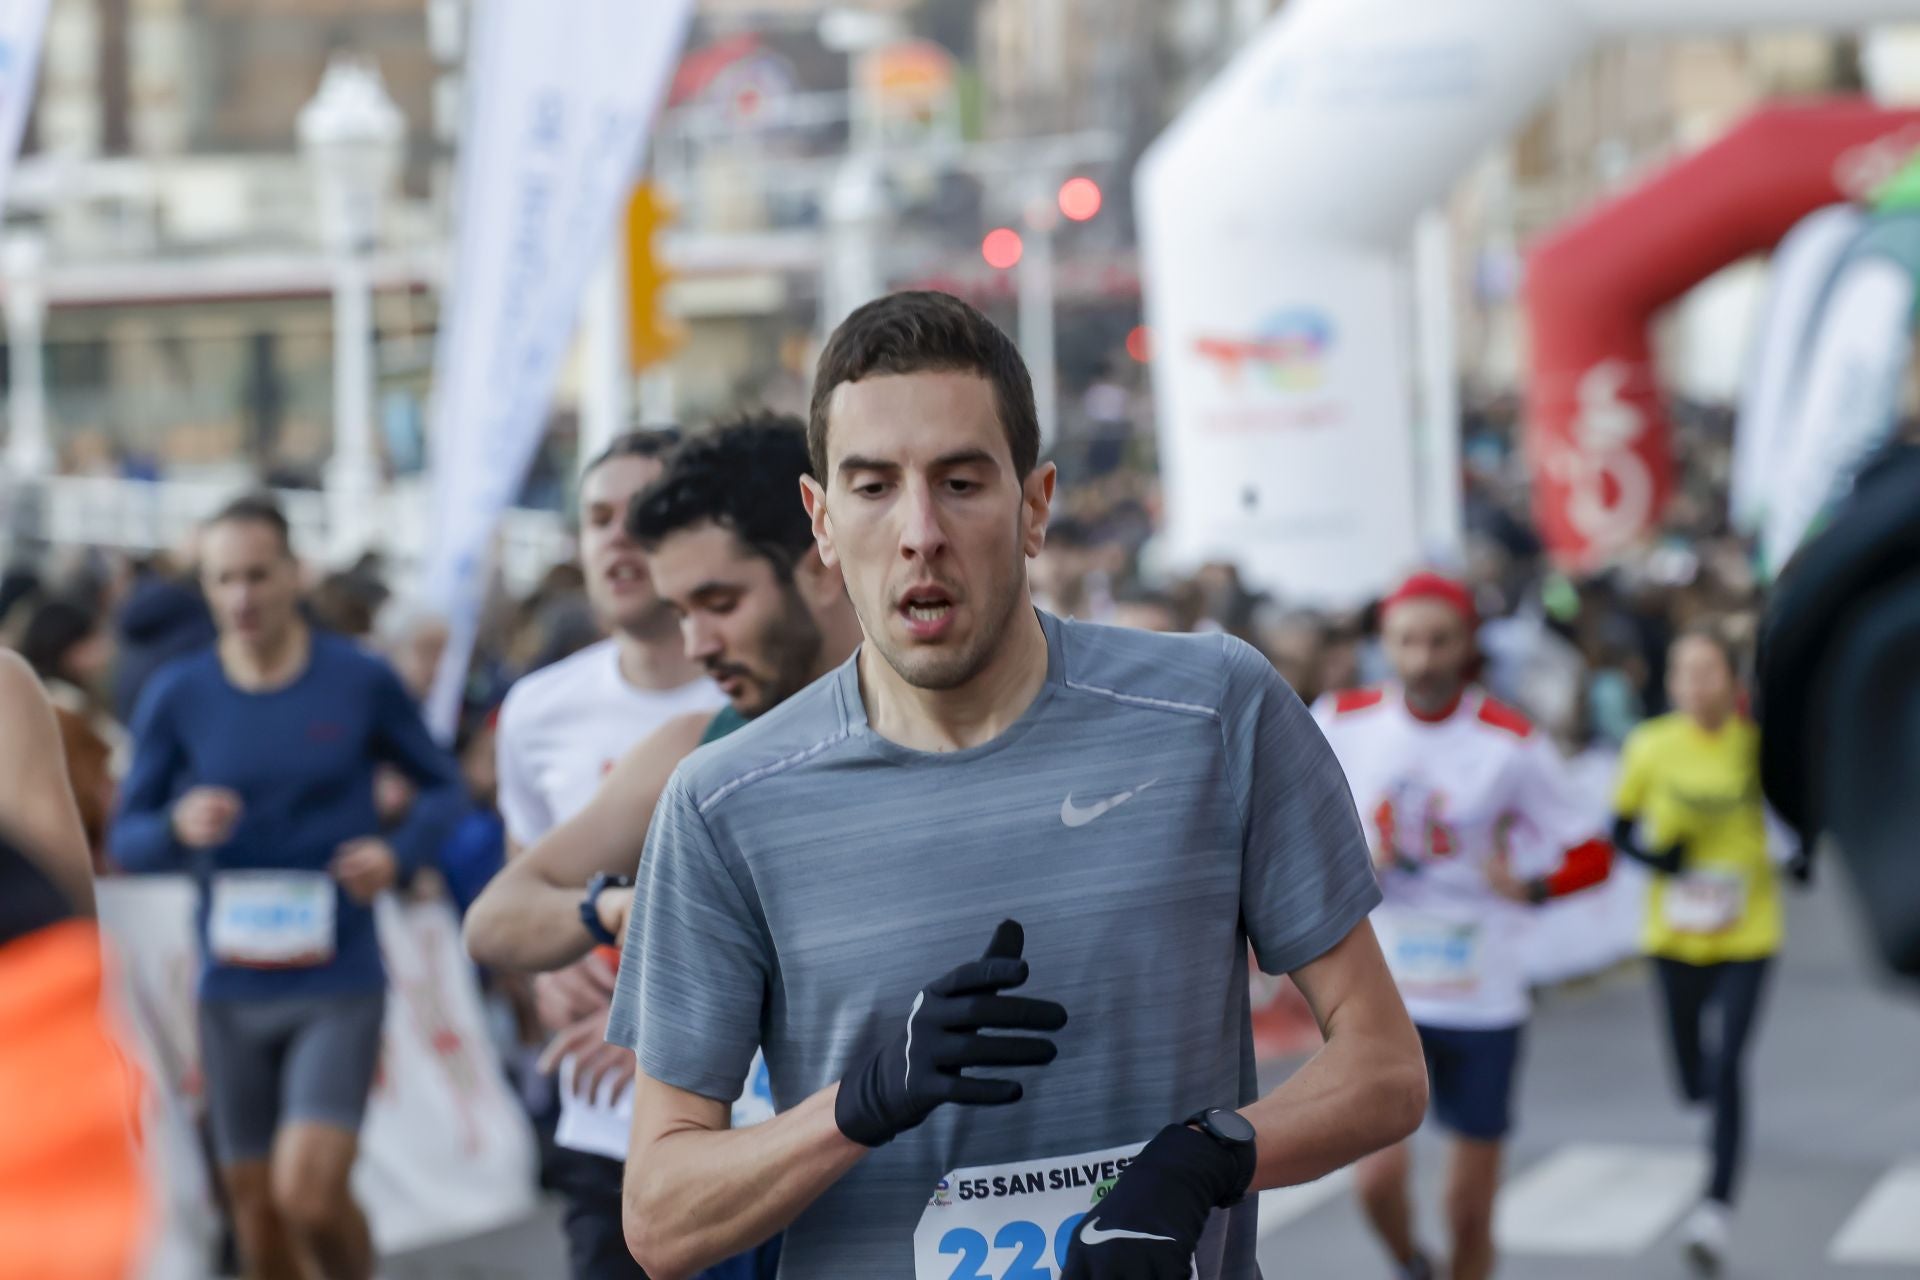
[{"left": 1453, "top": 32, "right": 1888, "bottom": 396}]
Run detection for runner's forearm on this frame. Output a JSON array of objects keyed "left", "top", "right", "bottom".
[
  {"left": 386, "top": 780, "right": 466, "bottom": 876},
  {"left": 1239, "top": 1011, "right": 1427, "bottom": 1191},
  {"left": 1533, "top": 836, "right": 1613, "bottom": 899},
  {"left": 462, "top": 859, "right": 598, "bottom": 972},
  {"left": 623, "top": 1084, "right": 865, "bottom": 1280},
  {"left": 1611, "top": 814, "right": 1683, "bottom": 876},
  {"left": 106, "top": 699, "right": 187, "bottom": 874},
  {"left": 374, "top": 674, "right": 467, "bottom": 875},
  {"left": 467, "top": 722, "right": 689, "bottom": 972}
]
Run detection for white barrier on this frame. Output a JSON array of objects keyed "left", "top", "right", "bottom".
[{"left": 96, "top": 878, "right": 539, "bottom": 1263}]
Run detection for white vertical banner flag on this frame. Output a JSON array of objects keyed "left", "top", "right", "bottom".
[
  {"left": 423, "top": 0, "right": 696, "bottom": 737},
  {"left": 0, "top": 0, "right": 49, "bottom": 202},
  {"left": 1730, "top": 204, "right": 1867, "bottom": 533},
  {"left": 1759, "top": 218, "right": 1920, "bottom": 575}
]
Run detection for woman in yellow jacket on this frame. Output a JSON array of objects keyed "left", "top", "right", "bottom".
[{"left": 1612, "top": 626, "right": 1798, "bottom": 1276}]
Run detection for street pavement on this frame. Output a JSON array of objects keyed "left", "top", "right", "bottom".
[
  {"left": 1253, "top": 863, "right": 1920, "bottom": 1279},
  {"left": 388, "top": 865, "right": 1920, "bottom": 1278}
]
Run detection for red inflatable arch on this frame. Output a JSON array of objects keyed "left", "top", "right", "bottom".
[{"left": 1523, "top": 99, "right": 1920, "bottom": 569}]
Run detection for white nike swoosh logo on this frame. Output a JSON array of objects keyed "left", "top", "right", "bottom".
[
  {"left": 1079, "top": 1217, "right": 1177, "bottom": 1246},
  {"left": 903, "top": 990, "right": 925, "bottom": 1093},
  {"left": 1060, "top": 779, "right": 1159, "bottom": 828}
]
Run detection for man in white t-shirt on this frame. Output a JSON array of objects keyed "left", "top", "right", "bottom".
[
  {"left": 1314, "top": 572, "right": 1611, "bottom": 1280},
  {"left": 494, "top": 430, "right": 723, "bottom": 1280}
]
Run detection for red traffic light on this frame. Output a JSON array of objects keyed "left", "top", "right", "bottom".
[
  {"left": 1126, "top": 325, "right": 1151, "bottom": 363},
  {"left": 982, "top": 227, "right": 1024, "bottom": 270},
  {"left": 1058, "top": 177, "right": 1102, "bottom": 222}
]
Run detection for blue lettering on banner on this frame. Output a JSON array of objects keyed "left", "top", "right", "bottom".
[
  {"left": 230, "top": 902, "right": 317, "bottom": 930},
  {"left": 530, "top": 92, "right": 565, "bottom": 146},
  {"left": 938, "top": 1213, "right": 1091, "bottom": 1279},
  {"left": 1260, "top": 40, "right": 1481, "bottom": 107}
]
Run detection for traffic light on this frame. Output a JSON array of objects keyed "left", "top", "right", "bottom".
[
  {"left": 982, "top": 227, "right": 1023, "bottom": 269},
  {"left": 1058, "top": 177, "right": 1102, "bottom": 222},
  {"left": 626, "top": 181, "right": 684, "bottom": 370}
]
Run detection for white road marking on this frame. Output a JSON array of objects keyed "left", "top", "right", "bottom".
[
  {"left": 1830, "top": 1161, "right": 1920, "bottom": 1265},
  {"left": 1493, "top": 1143, "right": 1705, "bottom": 1256}
]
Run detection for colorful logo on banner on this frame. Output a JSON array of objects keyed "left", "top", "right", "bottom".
[
  {"left": 1192, "top": 308, "right": 1333, "bottom": 392},
  {"left": 1833, "top": 125, "right": 1920, "bottom": 201}
]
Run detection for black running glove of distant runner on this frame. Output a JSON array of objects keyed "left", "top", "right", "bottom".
[
  {"left": 834, "top": 919, "right": 1068, "bottom": 1147},
  {"left": 1061, "top": 1124, "right": 1251, "bottom": 1279}
]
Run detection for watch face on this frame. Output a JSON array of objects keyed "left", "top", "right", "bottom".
[{"left": 1206, "top": 1109, "right": 1257, "bottom": 1145}]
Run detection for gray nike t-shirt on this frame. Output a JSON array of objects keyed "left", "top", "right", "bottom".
[{"left": 609, "top": 612, "right": 1381, "bottom": 1278}]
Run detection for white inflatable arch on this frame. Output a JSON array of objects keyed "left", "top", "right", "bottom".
[{"left": 1135, "top": 0, "right": 1916, "bottom": 604}]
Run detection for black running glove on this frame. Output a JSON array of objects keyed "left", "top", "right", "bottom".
[
  {"left": 834, "top": 919, "right": 1068, "bottom": 1148},
  {"left": 1786, "top": 845, "right": 1815, "bottom": 888},
  {"left": 1061, "top": 1124, "right": 1252, "bottom": 1279}
]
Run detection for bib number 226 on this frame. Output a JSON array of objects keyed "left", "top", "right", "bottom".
[
  {"left": 939, "top": 1215, "right": 1086, "bottom": 1280},
  {"left": 914, "top": 1141, "right": 1147, "bottom": 1280}
]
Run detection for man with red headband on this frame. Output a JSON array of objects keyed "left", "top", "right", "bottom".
[{"left": 1315, "top": 571, "right": 1611, "bottom": 1280}]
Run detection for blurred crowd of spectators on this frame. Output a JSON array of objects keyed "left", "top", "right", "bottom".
[
  {"left": 0, "top": 391, "right": 1770, "bottom": 890},
  {"left": 1034, "top": 392, "right": 1768, "bottom": 756}
]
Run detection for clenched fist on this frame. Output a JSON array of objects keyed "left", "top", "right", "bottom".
[
  {"left": 171, "top": 787, "right": 242, "bottom": 849},
  {"left": 330, "top": 837, "right": 400, "bottom": 905}
]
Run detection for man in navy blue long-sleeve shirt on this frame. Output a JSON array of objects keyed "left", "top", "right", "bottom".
[{"left": 111, "top": 494, "right": 462, "bottom": 1280}]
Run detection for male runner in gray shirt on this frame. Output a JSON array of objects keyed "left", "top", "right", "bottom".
[{"left": 609, "top": 291, "right": 1426, "bottom": 1279}]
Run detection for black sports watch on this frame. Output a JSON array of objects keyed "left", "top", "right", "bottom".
[
  {"left": 1184, "top": 1107, "right": 1259, "bottom": 1206},
  {"left": 580, "top": 872, "right": 634, "bottom": 947}
]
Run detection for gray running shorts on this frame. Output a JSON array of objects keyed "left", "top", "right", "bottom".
[{"left": 197, "top": 990, "right": 386, "bottom": 1164}]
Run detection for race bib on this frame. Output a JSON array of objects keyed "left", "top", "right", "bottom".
[
  {"left": 208, "top": 871, "right": 337, "bottom": 968},
  {"left": 1388, "top": 916, "right": 1484, "bottom": 995},
  {"left": 1662, "top": 871, "right": 1745, "bottom": 935},
  {"left": 914, "top": 1142, "right": 1140, "bottom": 1280},
  {"left": 913, "top": 1142, "right": 1217, "bottom": 1280}
]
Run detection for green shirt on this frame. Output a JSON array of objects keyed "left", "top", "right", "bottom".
[{"left": 700, "top": 703, "right": 749, "bottom": 745}]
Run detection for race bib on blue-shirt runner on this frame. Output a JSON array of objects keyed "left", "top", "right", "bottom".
[{"left": 208, "top": 871, "right": 337, "bottom": 968}]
